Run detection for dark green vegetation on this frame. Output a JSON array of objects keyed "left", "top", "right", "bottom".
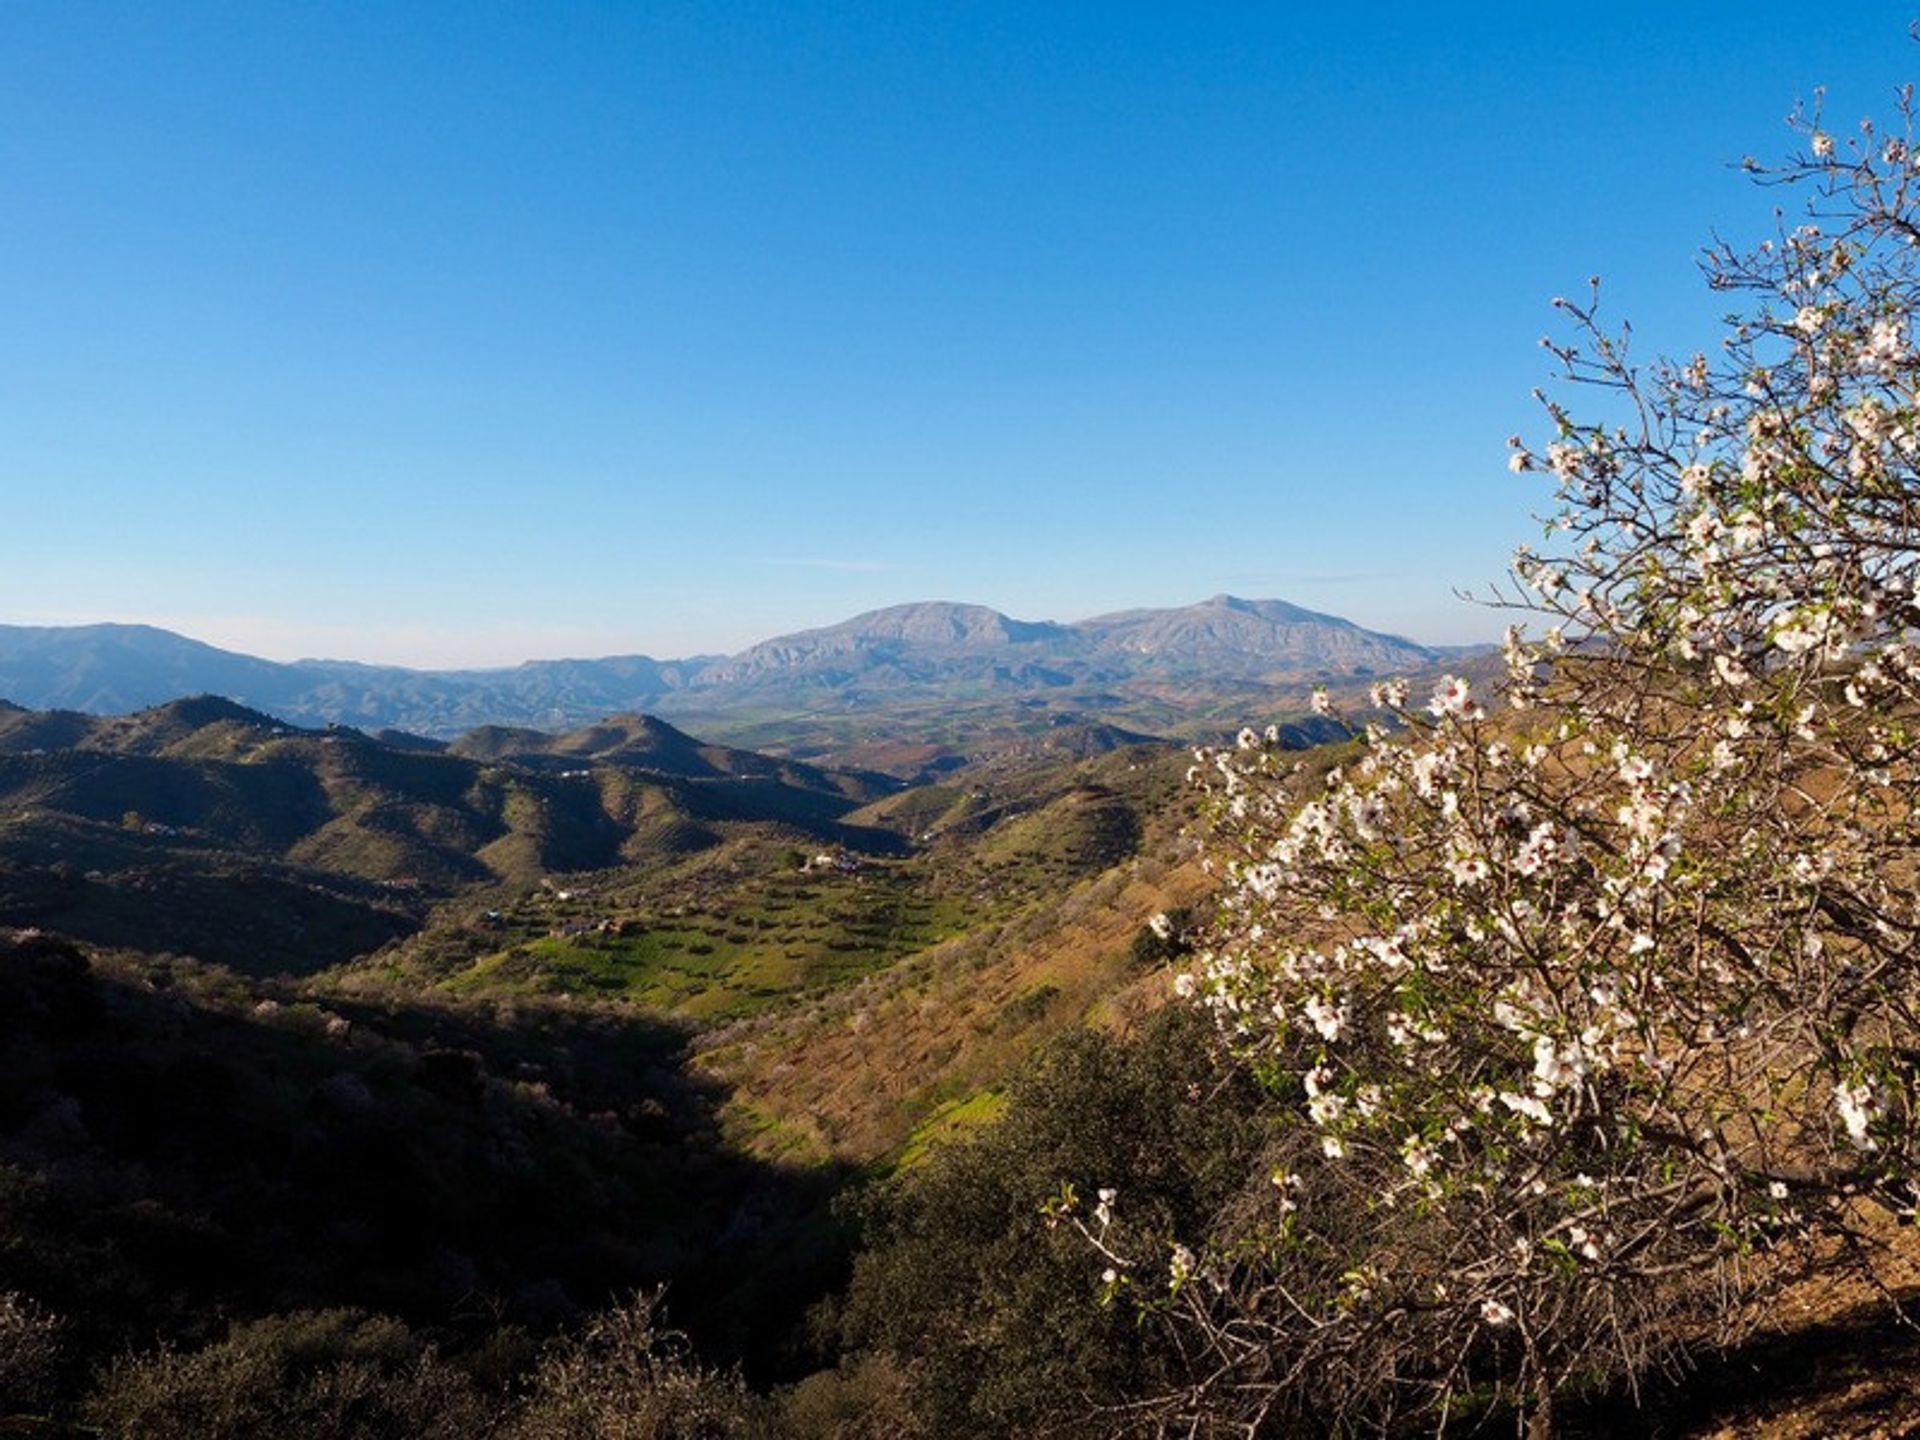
[
  {"left": 0, "top": 927, "right": 845, "bottom": 1432},
  {"left": 841, "top": 1011, "right": 1274, "bottom": 1438}
]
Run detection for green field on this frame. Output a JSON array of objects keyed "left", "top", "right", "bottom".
[{"left": 435, "top": 860, "right": 982, "bottom": 1019}]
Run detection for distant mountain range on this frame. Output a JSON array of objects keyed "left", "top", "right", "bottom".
[{"left": 0, "top": 596, "right": 1470, "bottom": 739}]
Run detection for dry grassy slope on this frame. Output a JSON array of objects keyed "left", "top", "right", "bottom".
[
  {"left": 695, "top": 836, "right": 1212, "bottom": 1168},
  {"left": 689, "top": 734, "right": 1369, "bottom": 1167}
]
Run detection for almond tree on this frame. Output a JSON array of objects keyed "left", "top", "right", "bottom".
[{"left": 1068, "top": 85, "right": 1920, "bottom": 1438}]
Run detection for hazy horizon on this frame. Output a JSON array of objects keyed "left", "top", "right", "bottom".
[{"left": 0, "top": 589, "right": 1479, "bottom": 671}]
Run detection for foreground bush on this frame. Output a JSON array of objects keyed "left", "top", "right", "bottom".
[
  {"left": 510, "top": 1290, "right": 770, "bottom": 1440},
  {"left": 1078, "top": 83, "right": 1920, "bottom": 1437},
  {"left": 0, "top": 1288, "right": 65, "bottom": 1416},
  {"left": 843, "top": 1010, "right": 1270, "bottom": 1437},
  {"left": 83, "top": 1309, "right": 494, "bottom": 1439}
]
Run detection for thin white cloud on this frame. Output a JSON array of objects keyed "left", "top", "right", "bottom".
[
  {"left": 757, "top": 557, "right": 899, "bottom": 573},
  {"left": 1215, "top": 571, "right": 1396, "bottom": 588}
]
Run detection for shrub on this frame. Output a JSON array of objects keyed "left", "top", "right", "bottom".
[
  {"left": 775, "top": 1354, "right": 922, "bottom": 1440},
  {"left": 1086, "top": 81, "right": 1920, "bottom": 1436},
  {"left": 510, "top": 1290, "right": 769, "bottom": 1440},
  {"left": 842, "top": 1010, "right": 1269, "bottom": 1438},
  {"left": 0, "top": 1289, "right": 65, "bottom": 1415},
  {"left": 83, "top": 1309, "right": 494, "bottom": 1439}
]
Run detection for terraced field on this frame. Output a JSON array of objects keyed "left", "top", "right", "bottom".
[
  {"left": 350, "top": 739, "right": 1200, "bottom": 1032},
  {"left": 433, "top": 859, "right": 981, "bottom": 1019}
]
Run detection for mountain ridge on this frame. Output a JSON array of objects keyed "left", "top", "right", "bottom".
[{"left": 0, "top": 598, "right": 1476, "bottom": 739}]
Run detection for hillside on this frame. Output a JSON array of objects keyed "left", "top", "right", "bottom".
[
  {"left": 0, "top": 688, "right": 1217, "bottom": 1160},
  {"left": 0, "top": 700, "right": 901, "bottom": 974},
  {"left": 446, "top": 711, "right": 891, "bottom": 800},
  {"left": 0, "top": 927, "right": 838, "bottom": 1400},
  {"left": 336, "top": 733, "right": 1192, "bottom": 1032},
  {"left": 695, "top": 601, "right": 1097, "bottom": 697},
  {"left": 0, "top": 687, "right": 1238, "bottom": 1425}
]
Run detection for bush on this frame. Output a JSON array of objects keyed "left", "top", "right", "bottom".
[
  {"left": 0, "top": 1289, "right": 65, "bottom": 1415},
  {"left": 1127, "top": 906, "right": 1195, "bottom": 968},
  {"left": 510, "top": 1290, "right": 769, "bottom": 1440},
  {"left": 775, "top": 1354, "right": 922, "bottom": 1440},
  {"left": 1096, "top": 81, "right": 1920, "bottom": 1437},
  {"left": 83, "top": 1309, "right": 494, "bottom": 1440},
  {"left": 842, "top": 1009, "right": 1270, "bottom": 1438}
]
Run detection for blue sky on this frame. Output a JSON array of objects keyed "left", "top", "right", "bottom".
[{"left": 3, "top": 3, "right": 1916, "bottom": 666}]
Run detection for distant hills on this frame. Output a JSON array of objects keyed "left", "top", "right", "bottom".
[
  {"left": 0, "top": 623, "right": 705, "bottom": 737},
  {"left": 0, "top": 597, "right": 1466, "bottom": 740},
  {"left": 0, "top": 697, "right": 899, "bottom": 971},
  {"left": 699, "top": 595, "right": 1436, "bottom": 698}
]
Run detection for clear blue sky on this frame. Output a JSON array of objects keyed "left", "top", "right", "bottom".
[{"left": 3, "top": 3, "right": 1915, "bottom": 666}]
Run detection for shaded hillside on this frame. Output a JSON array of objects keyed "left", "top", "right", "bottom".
[
  {"left": 0, "top": 817, "right": 418, "bottom": 976},
  {"left": 0, "top": 929, "right": 843, "bottom": 1397}
]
